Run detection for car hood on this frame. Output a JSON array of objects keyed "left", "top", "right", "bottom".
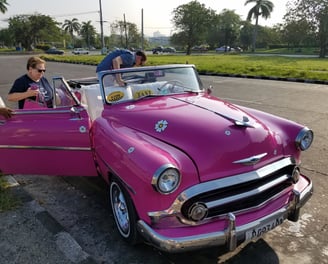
[{"left": 107, "top": 95, "right": 285, "bottom": 182}]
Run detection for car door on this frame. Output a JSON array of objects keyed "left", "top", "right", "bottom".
[{"left": 0, "top": 77, "right": 98, "bottom": 177}]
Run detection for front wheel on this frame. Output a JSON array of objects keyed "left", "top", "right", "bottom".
[{"left": 109, "top": 179, "right": 140, "bottom": 245}]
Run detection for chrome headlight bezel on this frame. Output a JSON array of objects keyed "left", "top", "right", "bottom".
[
  {"left": 152, "top": 164, "right": 181, "bottom": 195},
  {"left": 295, "top": 127, "right": 314, "bottom": 151}
]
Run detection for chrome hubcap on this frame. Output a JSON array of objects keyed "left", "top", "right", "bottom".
[{"left": 111, "top": 183, "right": 130, "bottom": 237}]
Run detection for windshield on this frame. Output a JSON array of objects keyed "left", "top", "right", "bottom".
[{"left": 99, "top": 65, "right": 203, "bottom": 104}]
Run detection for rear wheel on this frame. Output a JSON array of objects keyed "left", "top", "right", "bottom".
[{"left": 109, "top": 178, "right": 140, "bottom": 244}]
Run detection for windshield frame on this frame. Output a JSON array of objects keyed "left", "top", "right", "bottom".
[{"left": 97, "top": 64, "right": 204, "bottom": 105}]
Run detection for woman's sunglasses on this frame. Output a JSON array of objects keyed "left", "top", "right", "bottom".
[{"left": 35, "top": 68, "right": 46, "bottom": 73}]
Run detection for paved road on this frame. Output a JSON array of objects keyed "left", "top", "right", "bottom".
[{"left": 0, "top": 55, "right": 327, "bottom": 264}]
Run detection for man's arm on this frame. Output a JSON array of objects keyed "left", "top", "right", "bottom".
[{"left": 112, "top": 56, "right": 126, "bottom": 86}]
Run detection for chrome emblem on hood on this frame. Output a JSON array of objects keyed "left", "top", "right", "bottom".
[{"left": 233, "top": 153, "right": 268, "bottom": 165}]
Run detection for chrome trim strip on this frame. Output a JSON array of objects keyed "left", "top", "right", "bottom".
[
  {"left": 14, "top": 109, "right": 74, "bottom": 115},
  {"left": 217, "top": 185, "right": 293, "bottom": 220},
  {"left": 12, "top": 106, "right": 86, "bottom": 115},
  {"left": 205, "top": 174, "right": 289, "bottom": 209},
  {"left": 138, "top": 183, "right": 313, "bottom": 253},
  {"left": 0, "top": 145, "right": 91, "bottom": 151},
  {"left": 233, "top": 153, "right": 268, "bottom": 165}
]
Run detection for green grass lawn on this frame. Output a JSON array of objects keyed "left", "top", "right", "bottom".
[
  {"left": 41, "top": 53, "right": 328, "bottom": 82},
  {"left": 0, "top": 176, "right": 20, "bottom": 212}
]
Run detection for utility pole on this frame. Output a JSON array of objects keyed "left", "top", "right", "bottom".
[
  {"left": 99, "top": 0, "right": 106, "bottom": 54},
  {"left": 123, "top": 14, "right": 128, "bottom": 49},
  {"left": 141, "top": 9, "right": 144, "bottom": 50}
]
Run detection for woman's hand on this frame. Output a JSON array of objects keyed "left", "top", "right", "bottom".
[
  {"left": 27, "top": 87, "right": 40, "bottom": 97},
  {"left": 0, "top": 107, "right": 13, "bottom": 119}
]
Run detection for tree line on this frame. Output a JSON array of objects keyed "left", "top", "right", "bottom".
[
  {"left": 171, "top": 0, "right": 328, "bottom": 57},
  {"left": 0, "top": 0, "right": 327, "bottom": 57}
]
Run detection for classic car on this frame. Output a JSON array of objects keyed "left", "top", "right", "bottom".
[
  {"left": 215, "top": 46, "right": 234, "bottom": 52},
  {"left": 152, "top": 46, "right": 164, "bottom": 54},
  {"left": 45, "top": 47, "right": 65, "bottom": 55},
  {"left": 0, "top": 64, "right": 314, "bottom": 253},
  {"left": 72, "top": 48, "right": 89, "bottom": 55},
  {"left": 163, "top": 47, "right": 176, "bottom": 53}
]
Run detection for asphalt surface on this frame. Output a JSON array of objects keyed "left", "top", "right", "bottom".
[
  {"left": 0, "top": 55, "right": 327, "bottom": 264},
  {"left": 1, "top": 176, "right": 96, "bottom": 264}
]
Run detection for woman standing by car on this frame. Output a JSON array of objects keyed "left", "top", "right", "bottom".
[{"left": 7, "top": 56, "right": 53, "bottom": 109}]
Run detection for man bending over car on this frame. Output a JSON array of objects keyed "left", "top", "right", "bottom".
[{"left": 96, "top": 49, "right": 147, "bottom": 86}]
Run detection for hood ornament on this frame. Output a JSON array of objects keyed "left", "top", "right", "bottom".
[
  {"left": 233, "top": 153, "right": 268, "bottom": 166},
  {"left": 234, "top": 115, "right": 255, "bottom": 128}
]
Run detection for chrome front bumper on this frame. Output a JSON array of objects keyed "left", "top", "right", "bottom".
[{"left": 137, "top": 182, "right": 313, "bottom": 253}]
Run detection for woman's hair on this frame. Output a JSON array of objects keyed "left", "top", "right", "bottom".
[
  {"left": 26, "top": 56, "right": 46, "bottom": 70},
  {"left": 136, "top": 50, "right": 147, "bottom": 62}
]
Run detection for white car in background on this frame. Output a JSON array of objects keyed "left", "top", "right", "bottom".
[{"left": 72, "top": 48, "right": 89, "bottom": 55}]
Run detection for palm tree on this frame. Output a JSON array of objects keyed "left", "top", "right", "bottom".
[
  {"left": 80, "top": 21, "right": 96, "bottom": 49},
  {"left": 0, "top": 0, "right": 9, "bottom": 14},
  {"left": 62, "top": 18, "right": 81, "bottom": 47},
  {"left": 245, "top": 0, "right": 274, "bottom": 52}
]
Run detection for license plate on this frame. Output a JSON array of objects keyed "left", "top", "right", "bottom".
[{"left": 245, "top": 216, "right": 284, "bottom": 241}]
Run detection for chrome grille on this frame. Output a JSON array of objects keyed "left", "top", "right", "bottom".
[
  {"left": 182, "top": 164, "right": 295, "bottom": 221},
  {"left": 148, "top": 157, "right": 298, "bottom": 227}
]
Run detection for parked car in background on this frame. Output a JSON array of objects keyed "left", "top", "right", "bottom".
[
  {"left": 215, "top": 46, "right": 234, "bottom": 53},
  {"left": 163, "top": 47, "right": 176, "bottom": 53},
  {"left": 45, "top": 47, "right": 64, "bottom": 55},
  {"left": 192, "top": 45, "right": 209, "bottom": 52},
  {"left": 0, "top": 64, "right": 314, "bottom": 253},
  {"left": 152, "top": 46, "right": 164, "bottom": 54},
  {"left": 72, "top": 48, "right": 89, "bottom": 55}
]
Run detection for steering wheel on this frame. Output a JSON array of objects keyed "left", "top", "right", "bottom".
[{"left": 158, "top": 80, "right": 185, "bottom": 94}]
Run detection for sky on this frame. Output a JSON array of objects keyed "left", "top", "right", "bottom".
[{"left": 1, "top": 0, "right": 288, "bottom": 36}]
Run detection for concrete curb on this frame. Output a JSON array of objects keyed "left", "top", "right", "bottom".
[
  {"left": 4, "top": 175, "right": 97, "bottom": 264},
  {"left": 198, "top": 72, "right": 328, "bottom": 85}
]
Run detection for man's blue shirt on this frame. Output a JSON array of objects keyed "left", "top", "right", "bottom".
[{"left": 96, "top": 49, "right": 135, "bottom": 72}]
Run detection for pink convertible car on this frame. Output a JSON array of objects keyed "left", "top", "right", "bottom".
[{"left": 0, "top": 64, "right": 314, "bottom": 253}]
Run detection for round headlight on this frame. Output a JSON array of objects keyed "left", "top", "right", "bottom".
[
  {"left": 152, "top": 165, "right": 180, "bottom": 194},
  {"left": 295, "top": 128, "right": 314, "bottom": 151}
]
